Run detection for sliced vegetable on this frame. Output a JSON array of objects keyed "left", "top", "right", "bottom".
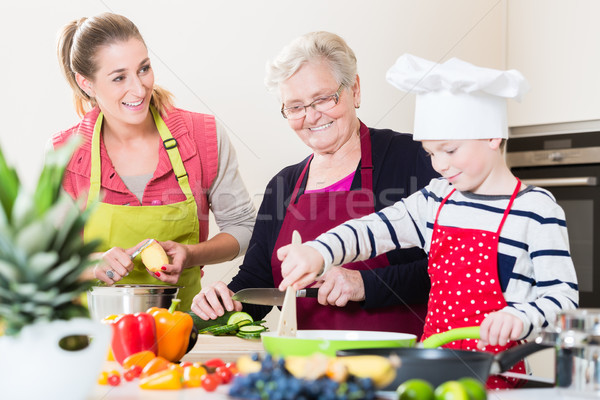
[
  {"left": 226, "top": 311, "right": 253, "bottom": 326},
  {"left": 239, "top": 325, "right": 266, "bottom": 334}
]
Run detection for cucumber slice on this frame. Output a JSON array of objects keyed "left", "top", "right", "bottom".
[
  {"left": 238, "top": 325, "right": 266, "bottom": 334},
  {"left": 236, "top": 332, "right": 262, "bottom": 339},
  {"left": 227, "top": 311, "right": 253, "bottom": 326}
]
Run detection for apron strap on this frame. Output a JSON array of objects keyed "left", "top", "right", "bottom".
[
  {"left": 358, "top": 122, "right": 373, "bottom": 193},
  {"left": 86, "top": 107, "right": 194, "bottom": 209},
  {"left": 150, "top": 106, "right": 194, "bottom": 200},
  {"left": 434, "top": 188, "right": 456, "bottom": 224},
  {"left": 496, "top": 178, "right": 521, "bottom": 235},
  {"left": 87, "top": 113, "right": 104, "bottom": 208},
  {"left": 289, "top": 121, "right": 374, "bottom": 204}
]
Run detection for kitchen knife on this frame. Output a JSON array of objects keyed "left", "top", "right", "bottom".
[{"left": 232, "top": 287, "right": 319, "bottom": 306}]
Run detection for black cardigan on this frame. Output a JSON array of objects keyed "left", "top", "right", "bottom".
[{"left": 228, "top": 126, "right": 439, "bottom": 322}]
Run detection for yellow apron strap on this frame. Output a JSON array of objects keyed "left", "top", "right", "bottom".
[
  {"left": 86, "top": 108, "right": 194, "bottom": 208},
  {"left": 150, "top": 106, "right": 194, "bottom": 200},
  {"left": 87, "top": 113, "right": 104, "bottom": 209}
]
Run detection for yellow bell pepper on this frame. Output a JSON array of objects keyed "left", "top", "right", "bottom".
[
  {"left": 101, "top": 314, "right": 120, "bottom": 361},
  {"left": 147, "top": 299, "right": 193, "bottom": 362},
  {"left": 139, "top": 369, "right": 183, "bottom": 390}
]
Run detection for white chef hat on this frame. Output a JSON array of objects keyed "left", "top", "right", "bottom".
[{"left": 386, "top": 54, "right": 530, "bottom": 140}]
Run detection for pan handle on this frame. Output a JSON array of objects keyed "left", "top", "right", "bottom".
[
  {"left": 490, "top": 341, "right": 553, "bottom": 375},
  {"left": 421, "top": 326, "right": 481, "bottom": 348}
]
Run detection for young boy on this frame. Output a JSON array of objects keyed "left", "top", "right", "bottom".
[{"left": 277, "top": 54, "right": 579, "bottom": 388}]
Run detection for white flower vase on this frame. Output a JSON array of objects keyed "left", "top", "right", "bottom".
[{"left": 0, "top": 318, "right": 111, "bottom": 400}]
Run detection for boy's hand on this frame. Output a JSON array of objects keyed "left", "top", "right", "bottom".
[
  {"left": 277, "top": 244, "right": 325, "bottom": 291},
  {"left": 477, "top": 311, "right": 524, "bottom": 350}
]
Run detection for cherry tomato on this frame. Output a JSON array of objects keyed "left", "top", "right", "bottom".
[
  {"left": 204, "top": 358, "right": 226, "bottom": 369},
  {"left": 201, "top": 374, "right": 219, "bottom": 392},
  {"left": 215, "top": 366, "right": 233, "bottom": 384},
  {"left": 225, "top": 362, "right": 238, "bottom": 375},
  {"left": 107, "top": 374, "right": 121, "bottom": 386},
  {"left": 123, "top": 365, "right": 142, "bottom": 382}
]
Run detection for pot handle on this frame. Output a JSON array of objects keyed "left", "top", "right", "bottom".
[
  {"left": 421, "top": 326, "right": 481, "bottom": 348},
  {"left": 491, "top": 341, "right": 553, "bottom": 375}
]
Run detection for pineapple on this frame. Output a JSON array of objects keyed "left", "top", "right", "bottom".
[{"left": 0, "top": 138, "right": 100, "bottom": 336}]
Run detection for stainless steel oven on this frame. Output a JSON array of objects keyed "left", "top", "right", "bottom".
[{"left": 506, "top": 121, "right": 600, "bottom": 308}]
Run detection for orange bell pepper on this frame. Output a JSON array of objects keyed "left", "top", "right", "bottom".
[
  {"left": 140, "top": 356, "right": 171, "bottom": 379},
  {"left": 122, "top": 350, "right": 156, "bottom": 370},
  {"left": 139, "top": 369, "right": 183, "bottom": 390},
  {"left": 147, "top": 299, "right": 193, "bottom": 362}
]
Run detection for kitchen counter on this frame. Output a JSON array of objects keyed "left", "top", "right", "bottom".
[
  {"left": 87, "top": 336, "right": 590, "bottom": 399},
  {"left": 90, "top": 385, "right": 587, "bottom": 400}
]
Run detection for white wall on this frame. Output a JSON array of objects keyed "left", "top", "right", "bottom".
[{"left": 0, "top": 1, "right": 505, "bottom": 319}]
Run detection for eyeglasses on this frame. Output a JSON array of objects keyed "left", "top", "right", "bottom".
[{"left": 281, "top": 84, "right": 344, "bottom": 120}]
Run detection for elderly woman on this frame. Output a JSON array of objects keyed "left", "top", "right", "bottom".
[{"left": 191, "top": 31, "right": 438, "bottom": 334}]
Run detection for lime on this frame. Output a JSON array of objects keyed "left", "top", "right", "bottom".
[
  {"left": 396, "top": 378, "right": 435, "bottom": 400},
  {"left": 458, "top": 377, "right": 487, "bottom": 400},
  {"left": 434, "top": 380, "right": 469, "bottom": 400}
]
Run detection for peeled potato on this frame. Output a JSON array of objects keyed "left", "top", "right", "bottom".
[{"left": 140, "top": 241, "right": 169, "bottom": 272}]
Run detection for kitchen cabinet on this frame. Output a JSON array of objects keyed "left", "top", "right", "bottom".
[{"left": 507, "top": 0, "right": 600, "bottom": 127}]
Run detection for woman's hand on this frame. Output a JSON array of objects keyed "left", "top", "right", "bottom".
[
  {"left": 477, "top": 311, "right": 524, "bottom": 350},
  {"left": 93, "top": 243, "right": 140, "bottom": 284},
  {"left": 191, "top": 281, "right": 243, "bottom": 320},
  {"left": 312, "top": 267, "right": 365, "bottom": 306},
  {"left": 277, "top": 244, "right": 325, "bottom": 291},
  {"left": 151, "top": 240, "right": 189, "bottom": 284}
]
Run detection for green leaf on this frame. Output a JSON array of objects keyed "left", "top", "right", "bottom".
[
  {"left": 15, "top": 218, "right": 55, "bottom": 257},
  {"left": 27, "top": 252, "right": 59, "bottom": 277},
  {"left": 0, "top": 146, "right": 20, "bottom": 226},
  {"left": 33, "top": 136, "right": 81, "bottom": 216},
  {"left": 0, "top": 259, "right": 19, "bottom": 283}
]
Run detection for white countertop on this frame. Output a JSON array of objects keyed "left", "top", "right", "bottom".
[{"left": 90, "top": 386, "right": 592, "bottom": 400}]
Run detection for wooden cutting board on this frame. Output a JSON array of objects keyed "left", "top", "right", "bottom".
[{"left": 181, "top": 334, "right": 266, "bottom": 364}]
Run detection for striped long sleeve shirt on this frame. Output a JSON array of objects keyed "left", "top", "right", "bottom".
[{"left": 307, "top": 178, "right": 579, "bottom": 339}]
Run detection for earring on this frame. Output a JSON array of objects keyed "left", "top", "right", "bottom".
[{"left": 355, "top": 104, "right": 360, "bottom": 109}]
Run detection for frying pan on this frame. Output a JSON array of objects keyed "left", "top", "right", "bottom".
[{"left": 337, "top": 327, "right": 551, "bottom": 390}]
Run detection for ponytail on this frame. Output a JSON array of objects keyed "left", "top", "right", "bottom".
[{"left": 57, "top": 17, "right": 95, "bottom": 117}]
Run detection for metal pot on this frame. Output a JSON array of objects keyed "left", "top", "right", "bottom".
[
  {"left": 87, "top": 284, "right": 181, "bottom": 321},
  {"left": 543, "top": 308, "right": 600, "bottom": 395}
]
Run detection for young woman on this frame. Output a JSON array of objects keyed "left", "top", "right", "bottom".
[{"left": 52, "top": 13, "right": 255, "bottom": 310}]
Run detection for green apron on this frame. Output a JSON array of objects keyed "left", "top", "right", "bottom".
[{"left": 83, "top": 107, "right": 201, "bottom": 310}]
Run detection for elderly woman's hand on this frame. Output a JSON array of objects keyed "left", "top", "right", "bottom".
[
  {"left": 278, "top": 244, "right": 325, "bottom": 290},
  {"left": 313, "top": 266, "right": 365, "bottom": 307},
  {"left": 191, "top": 281, "right": 243, "bottom": 320}
]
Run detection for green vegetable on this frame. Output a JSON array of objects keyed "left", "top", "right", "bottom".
[
  {"left": 227, "top": 311, "right": 253, "bottom": 326},
  {"left": 186, "top": 310, "right": 239, "bottom": 331}
]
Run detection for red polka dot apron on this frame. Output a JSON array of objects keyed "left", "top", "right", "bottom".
[{"left": 422, "top": 179, "right": 526, "bottom": 389}]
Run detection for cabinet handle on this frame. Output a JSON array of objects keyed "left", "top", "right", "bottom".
[{"left": 521, "top": 177, "right": 597, "bottom": 187}]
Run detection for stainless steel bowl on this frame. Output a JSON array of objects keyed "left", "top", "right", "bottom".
[{"left": 87, "top": 284, "right": 181, "bottom": 321}]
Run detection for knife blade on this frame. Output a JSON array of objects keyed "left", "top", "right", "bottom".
[{"left": 232, "top": 287, "right": 319, "bottom": 306}]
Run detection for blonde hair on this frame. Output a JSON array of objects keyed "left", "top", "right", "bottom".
[
  {"left": 265, "top": 31, "right": 358, "bottom": 95},
  {"left": 57, "top": 12, "right": 174, "bottom": 117}
]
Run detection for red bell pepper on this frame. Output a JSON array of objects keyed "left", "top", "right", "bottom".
[{"left": 111, "top": 313, "right": 157, "bottom": 365}]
